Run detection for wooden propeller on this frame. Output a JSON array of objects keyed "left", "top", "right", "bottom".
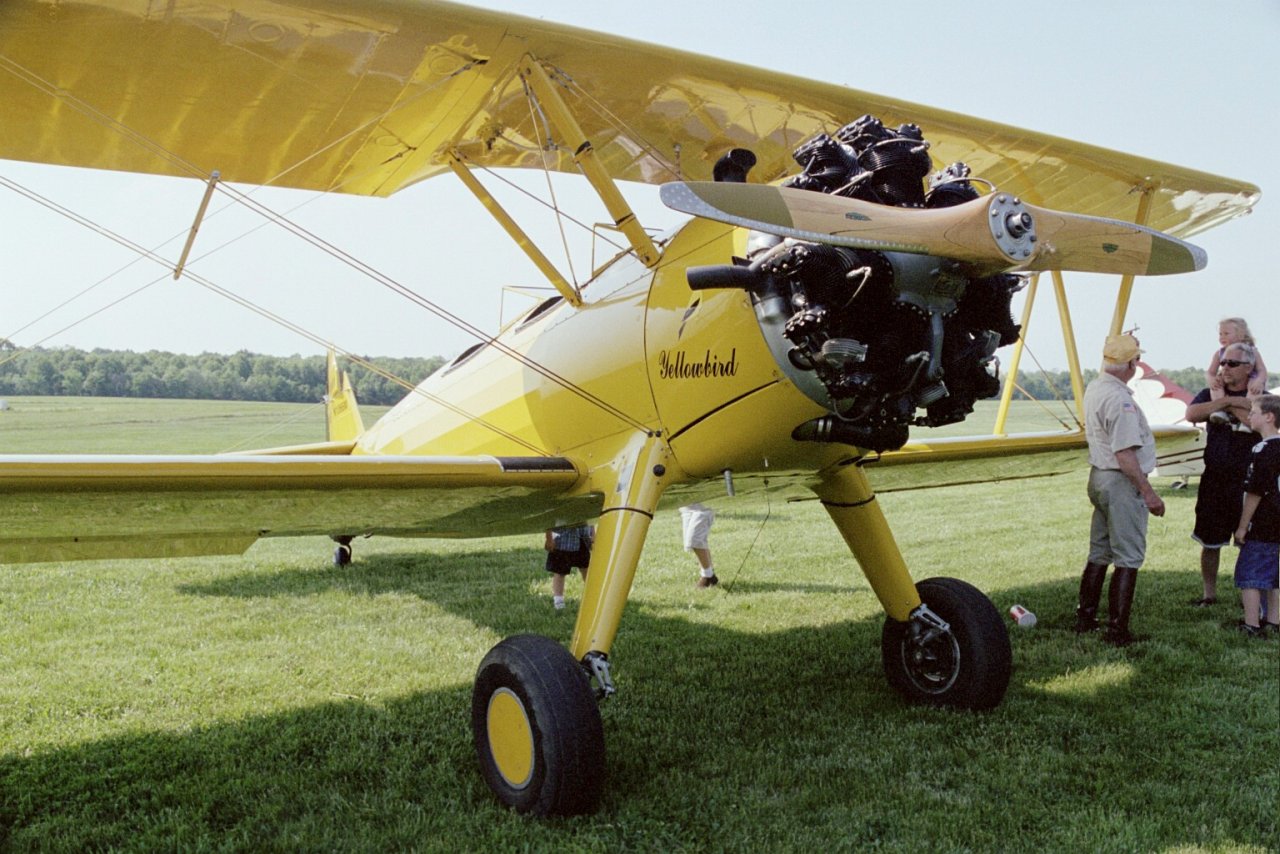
[{"left": 659, "top": 181, "right": 1206, "bottom": 276}]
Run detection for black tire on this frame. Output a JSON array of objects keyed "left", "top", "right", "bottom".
[
  {"left": 881, "top": 577, "right": 1012, "bottom": 710},
  {"left": 471, "top": 634, "right": 605, "bottom": 816}
]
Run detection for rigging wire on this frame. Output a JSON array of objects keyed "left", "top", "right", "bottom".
[
  {"left": 521, "top": 75, "right": 579, "bottom": 287},
  {"left": 723, "top": 477, "right": 774, "bottom": 594},
  {"left": 1015, "top": 342, "right": 1084, "bottom": 430},
  {"left": 0, "top": 55, "right": 477, "bottom": 369},
  {"left": 3, "top": 234, "right": 166, "bottom": 347},
  {"left": 217, "top": 400, "right": 326, "bottom": 454},
  {"left": 211, "top": 180, "right": 653, "bottom": 433},
  {"left": 0, "top": 177, "right": 551, "bottom": 455},
  {"left": 456, "top": 156, "right": 631, "bottom": 254},
  {"left": 0, "top": 51, "right": 655, "bottom": 435},
  {"left": 550, "top": 65, "right": 685, "bottom": 183}
]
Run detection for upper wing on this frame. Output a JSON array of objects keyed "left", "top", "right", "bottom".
[
  {"left": 0, "top": 0, "right": 1257, "bottom": 237},
  {"left": 0, "top": 453, "right": 592, "bottom": 564}
]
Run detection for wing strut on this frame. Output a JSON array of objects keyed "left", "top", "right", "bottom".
[
  {"left": 447, "top": 152, "right": 582, "bottom": 307},
  {"left": 520, "top": 58, "right": 659, "bottom": 268},
  {"left": 172, "top": 170, "right": 219, "bottom": 280},
  {"left": 1108, "top": 186, "right": 1156, "bottom": 336},
  {"left": 993, "top": 274, "right": 1040, "bottom": 434},
  {"left": 1050, "top": 269, "right": 1087, "bottom": 417}
]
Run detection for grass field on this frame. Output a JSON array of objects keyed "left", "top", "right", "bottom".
[{"left": 0, "top": 397, "right": 1276, "bottom": 852}]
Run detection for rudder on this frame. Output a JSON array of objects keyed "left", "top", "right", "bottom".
[{"left": 326, "top": 351, "right": 366, "bottom": 442}]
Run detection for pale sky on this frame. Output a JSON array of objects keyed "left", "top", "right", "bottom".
[{"left": 1, "top": 0, "right": 1275, "bottom": 372}]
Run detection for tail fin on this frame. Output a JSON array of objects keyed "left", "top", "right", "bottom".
[
  {"left": 1130, "top": 360, "right": 1193, "bottom": 424},
  {"left": 326, "top": 351, "right": 366, "bottom": 442}
]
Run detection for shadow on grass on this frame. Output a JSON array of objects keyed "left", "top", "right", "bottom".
[
  {"left": 176, "top": 548, "right": 866, "bottom": 634},
  {"left": 4, "top": 551, "right": 1273, "bottom": 849},
  {"left": 0, "top": 603, "right": 884, "bottom": 850},
  {"left": 179, "top": 546, "right": 566, "bottom": 640}
]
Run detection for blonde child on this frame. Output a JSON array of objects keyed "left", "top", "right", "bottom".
[{"left": 1208, "top": 318, "right": 1267, "bottom": 400}]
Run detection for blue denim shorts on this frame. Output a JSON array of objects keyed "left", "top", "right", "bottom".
[{"left": 1234, "top": 540, "right": 1280, "bottom": 590}]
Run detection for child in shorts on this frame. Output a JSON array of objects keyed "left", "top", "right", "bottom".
[
  {"left": 679, "top": 503, "right": 718, "bottom": 588},
  {"left": 1232, "top": 394, "right": 1280, "bottom": 637},
  {"left": 545, "top": 524, "right": 593, "bottom": 610}
]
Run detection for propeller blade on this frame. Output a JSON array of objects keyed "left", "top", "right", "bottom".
[
  {"left": 1017, "top": 203, "right": 1207, "bottom": 275},
  {"left": 659, "top": 181, "right": 1206, "bottom": 276}
]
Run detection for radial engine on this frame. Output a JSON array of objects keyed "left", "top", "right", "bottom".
[{"left": 690, "top": 117, "right": 1024, "bottom": 452}]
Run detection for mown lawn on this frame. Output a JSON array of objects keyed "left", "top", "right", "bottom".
[{"left": 0, "top": 397, "right": 1275, "bottom": 852}]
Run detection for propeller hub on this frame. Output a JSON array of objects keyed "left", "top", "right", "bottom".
[
  {"left": 987, "top": 195, "right": 1037, "bottom": 261},
  {"left": 1005, "top": 211, "right": 1033, "bottom": 238}
]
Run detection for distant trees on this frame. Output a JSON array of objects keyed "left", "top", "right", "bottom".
[
  {"left": 1007, "top": 366, "right": 1275, "bottom": 401},
  {"left": 0, "top": 345, "right": 1270, "bottom": 405},
  {"left": 1008, "top": 369, "right": 1080, "bottom": 402},
  {"left": 0, "top": 347, "right": 445, "bottom": 406}
]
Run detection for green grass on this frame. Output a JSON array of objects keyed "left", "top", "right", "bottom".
[
  {"left": 0, "top": 396, "right": 391, "bottom": 453},
  {"left": 0, "top": 397, "right": 1276, "bottom": 852}
]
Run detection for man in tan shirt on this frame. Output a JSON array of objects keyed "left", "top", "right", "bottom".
[{"left": 1076, "top": 333, "right": 1166, "bottom": 646}]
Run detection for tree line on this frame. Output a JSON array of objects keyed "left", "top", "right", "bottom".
[
  {"left": 1012, "top": 366, "right": 1276, "bottom": 401},
  {"left": 0, "top": 342, "right": 445, "bottom": 406},
  {"left": 0, "top": 341, "right": 1270, "bottom": 405}
]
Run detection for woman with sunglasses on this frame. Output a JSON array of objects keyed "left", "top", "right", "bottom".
[{"left": 1186, "top": 343, "right": 1262, "bottom": 607}]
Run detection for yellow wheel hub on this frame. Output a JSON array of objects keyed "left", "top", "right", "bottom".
[{"left": 487, "top": 687, "right": 534, "bottom": 788}]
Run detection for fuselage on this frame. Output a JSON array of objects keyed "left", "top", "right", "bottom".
[{"left": 354, "top": 217, "right": 848, "bottom": 494}]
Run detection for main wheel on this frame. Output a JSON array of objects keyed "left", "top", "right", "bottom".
[
  {"left": 471, "top": 634, "right": 605, "bottom": 816},
  {"left": 881, "top": 577, "right": 1011, "bottom": 710}
]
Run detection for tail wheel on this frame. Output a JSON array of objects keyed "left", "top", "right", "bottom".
[
  {"left": 471, "top": 634, "right": 605, "bottom": 816},
  {"left": 881, "top": 577, "right": 1011, "bottom": 710}
]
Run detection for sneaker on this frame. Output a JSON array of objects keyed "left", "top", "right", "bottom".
[
  {"left": 1188, "top": 597, "right": 1218, "bottom": 607},
  {"left": 1208, "top": 411, "right": 1231, "bottom": 426},
  {"left": 1236, "top": 621, "right": 1265, "bottom": 639},
  {"left": 553, "top": 597, "right": 565, "bottom": 610},
  {"left": 1262, "top": 622, "right": 1280, "bottom": 638},
  {"left": 695, "top": 574, "right": 719, "bottom": 588}
]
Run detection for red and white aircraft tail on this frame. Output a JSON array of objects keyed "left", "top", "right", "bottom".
[{"left": 1129, "top": 361, "right": 1203, "bottom": 482}]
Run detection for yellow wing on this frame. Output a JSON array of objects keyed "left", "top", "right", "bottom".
[
  {"left": 0, "top": 454, "right": 589, "bottom": 564},
  {"left": 862, "top": 427, "right": 1200, "bottom": 493},
  {"left": 0, "top": 0, "right": 1257, "bottom": 237}
]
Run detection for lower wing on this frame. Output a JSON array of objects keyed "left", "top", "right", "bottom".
[
  {"left": 0, "top": 428, "right": 1201, "bottom": 564},
  {"left": 0, "top": 454, "right": 589, "bottom": 564},
  {"left": 863, "top": 426, "right": 1200, "bottom": 492}
]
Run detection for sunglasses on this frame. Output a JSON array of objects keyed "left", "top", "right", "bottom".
[{"left": 1222, "top": 359, "right": 1252, "bottom": 368}]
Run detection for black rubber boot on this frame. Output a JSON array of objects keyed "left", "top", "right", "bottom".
[
  {"left": 1075, "top": 562, "right": 1108, "bottom": 633},
  {"left": 1104, "top": 566, "right": 1139, "bottom": 646}
]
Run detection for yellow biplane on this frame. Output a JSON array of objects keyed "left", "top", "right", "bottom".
[{"left": 0, "top": 0, "right": 1260, "bottom": 816}]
